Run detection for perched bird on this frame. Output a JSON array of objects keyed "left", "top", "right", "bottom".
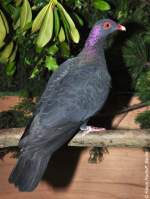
[{"left": 9, "top": 19, "right": 126, "bottom": 191}]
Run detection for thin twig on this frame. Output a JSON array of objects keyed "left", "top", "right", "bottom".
[{"left": 100, "top": 102, "right": 148, "bottom": 118}]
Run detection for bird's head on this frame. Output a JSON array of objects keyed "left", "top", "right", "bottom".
[
  {"left": 95, "top": 19, "right": 126, "bottom": 37},
  {"left": 85, "top": 19, "right": 126, "bottom": 48}
]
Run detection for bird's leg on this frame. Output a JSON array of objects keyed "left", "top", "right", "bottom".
[
  {"left": 80, "top": 122, "right": 106, "bottom": 136},
  {"left": 80, "top": 123, "right": 106, "bottom": 144},
  {"left": 80, "top": 122, "right": 107, "bottom": 163}
]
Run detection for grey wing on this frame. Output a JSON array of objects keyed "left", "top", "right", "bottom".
[
  {"left": 48, "top": 64, "right": 111, "bottom": 122},
  {"left": 20, "top": 109, "right": 80, "bottom": 153},
  {"left": 34, "top": 57, "right": 76, "bottom": 114},
  {"left": 34, "top": 63, "right": 110, "bottom": 128},
  {"left": 21, "top": 58, "right": 76, "bottom": 139}
]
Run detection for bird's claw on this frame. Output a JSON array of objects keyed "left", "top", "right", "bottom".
[
  {"left": 80, "top": 125, "right": 105, "bottom": 133},
  {"left": 80, "top": 125, "right": 106, "bottom": 139}
]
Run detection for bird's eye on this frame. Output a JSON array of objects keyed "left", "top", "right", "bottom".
[{"left": 103, "top": 22, "right": 112, "bottom": 30}]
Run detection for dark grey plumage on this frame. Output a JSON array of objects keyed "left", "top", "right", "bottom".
[{"left": 9, "top": 19, "right": 125, "bottom": 191}]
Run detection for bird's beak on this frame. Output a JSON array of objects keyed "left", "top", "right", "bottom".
[{"left": 117, "top": 24, "right": 126, "bottom": 31}]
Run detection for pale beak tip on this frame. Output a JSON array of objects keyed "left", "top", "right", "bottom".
[{"left": 118, "top": 24, "right": 126, "bottom": 31}]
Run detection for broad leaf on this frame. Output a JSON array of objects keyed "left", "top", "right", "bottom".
[
  {"left": 45, "top": 56, "right": 58, "bottom": 71},
  {"left": 93, "top": 0, "right": 110, "bottom": 11},
  {"left": 5, "top": 61, "right": 16, "bottom": 76}
]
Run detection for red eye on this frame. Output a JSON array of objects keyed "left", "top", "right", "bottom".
[{"left": 103, "top": 22, "right": 112, "bottom": 30}]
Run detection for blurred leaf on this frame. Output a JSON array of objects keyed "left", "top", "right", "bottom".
[
  {"left": 14, "top": 0, "right": 22, "bottom": 6},
  {"left": 93, "top": 0, "right": 110, "bottom": 11},
  {"left": 36, "top": 3, "right": 53, "bottom": 47},
  {"left": 144, "top": 35, "right": 150, "bottom": 44},
  {"left": 35, "top": 46, "right": 43, "bottom": 53},
  {"left": 54, "top": 7, "right": 60, "bottom": 38},
  {"left": 123, "top": 34, "right": 148, "bottom": 83},
  {"left": 45, "top": 56, "right": 58, "bottom": 71},
  {"left": 58, "top": 26, "right": 65, "bottom": 42},
  {"left": 5, "top": 61, "right": 16, "bottom": 76},
  {"left": 70, "top": 27, "right": 80, "bottom": 43},
  {"left": 0, "top": 110, "right": 30, "bottom": 129},
  {"left": 0, "top": 41, "right": 14, "bottom": 64},
  {"left": 32, "top": 4, "right": 49, "bottom": 33},
  {"left": 47, "top": 44, "right": 59, "bottom": 56},
  {"left": 57, "top": 8, "right": 69, "bottom": 41},
  {"left": 136, "top": 110, "right": 150, "bottom": 129},
  {"left": 22, "top": 21, "right": 32, "bottom": 31},
  {"left": 74, "top": 13, "right": 84, "bottom": 26},
  {"left": 25, "top": 57, "right": 31, "bottom": 65},
  {"left": 60, "top": 42, "right": 70, "bottom": 58},
  {"left": 136, "top": 71, "right": 150, "bottom": 102},
  {"left": 20, "top": 0, "right": 32, "bottom": 31},
  {"left": 30, "top": 66, "right": 39, "bottom": 78},
  {"left": 10, "top": 6, "right": 21, "bottom": 22},
  {"left": 143, "top": 29, "right": 150, "bottom": 44},
  {"left": 57, "top": 2, "right": 80, "bottom": 43},
  {"left": 9, "top": 45, "right": 18, "bottom": 62}
]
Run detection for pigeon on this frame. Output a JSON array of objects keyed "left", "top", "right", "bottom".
[{"left": 9, "top": 19, "right": 126, "bottom": 191}]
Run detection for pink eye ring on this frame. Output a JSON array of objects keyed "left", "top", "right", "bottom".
[{"left": 103, "top": 22, "right": 112, "bottom": 30}]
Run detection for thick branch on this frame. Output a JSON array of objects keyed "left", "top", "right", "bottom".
[
  {"left": 0, "top": 128, "right": 24, "bottom": 148},
  {"left": 0, "top": 128, "right": 150, "bottom": 148},
  {"left": 69, "top": 129, "right": 150, "bottom": 148}
]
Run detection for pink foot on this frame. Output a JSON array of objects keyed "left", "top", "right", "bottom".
[
  {"left": 80, "top": 125, "right": 106, "bottom": 136},
  {"left": 86, "top": 126, "right": 106, "bottom": 132}
]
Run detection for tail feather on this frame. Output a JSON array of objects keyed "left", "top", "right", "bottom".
[
  {"left": 9, "top": 150, "right": 51, "bottom": 191},
  {"left": 9, "top": 122, "right": 80, "bottom": 191}
]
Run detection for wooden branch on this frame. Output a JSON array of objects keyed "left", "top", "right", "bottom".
[
  {"left": 69, "top": 129, "right": 150, "bottom": 148},
  {"left": 0, "top": 128, "right": 150, "bottom": 149},
  {"left": 0, "top": 128, "right": 24, "bottom": 148}
]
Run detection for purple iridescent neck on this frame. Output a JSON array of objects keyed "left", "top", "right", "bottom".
[
  {"left": 79, "top": 25, "right": 105, "bottom": 61},
  {"left": 84, "top": 25, "right": 104, "bottom": 48}
]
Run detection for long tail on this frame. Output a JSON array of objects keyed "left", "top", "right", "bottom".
[
  {"left": 9, "top": 122, "right": 80, "bottom": 191},
  {"left": 9, "top": 149, "right": 51, "bottom": 192}
]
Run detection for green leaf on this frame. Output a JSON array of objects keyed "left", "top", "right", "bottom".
[
  {"left": 58, "top": 26, "right": 65, "bottom": 42},
  {"left": 57, "top": 2, "right": 80, "bottom": 43},
  {"left": 25, "top": 57, "right": 31, "bottom": 65},
  {"left": 11, "top": 6, "right": 21, "bottom": 22},
  {"left": 45, "top": 56, "right": 58, "bottom": 71},
  {"left": 32, "top": 4, "right": 49, "bottom": 33},
  {"left": 57, "top": 8, "right": 69, "bottom": 41},
  {"left": 35, "top": 46, "right": 43, "bottom": 53},
  {"left": 5, "top": 61, "right": 16, "bottom": 76},
  {"left": 47, "top": 44, "right": 59, "bottom": 56},
  {"left": 93, "top": 0, "right": 110, "bottom": 11},
  {"left": 30, "top": 66, "right": 39, "bottom": 78},
  {"left": 136, "top": 71, "right": 150, "bottom": 102},
  {"left": 54, "top": 7, "right": 60, "bottom": 38},
  {"left": 20, "top": 0, "right": 32, "bottom": 30},
  {"left": 74, "top": 13, "right": 84, "bottom": 26},
  {"left": 36, "top": 3, "right": 53, "bottom": 47},
  {"left": 60, "top": 42, "right": 70, "bottom": 58},
  {"left": 136, "top": 110, "right": 150, "bottom": 129}
]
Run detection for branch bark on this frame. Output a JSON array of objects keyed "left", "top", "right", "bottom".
[{"left": 0, "top": 128, "right": 150, "bottom": 148}]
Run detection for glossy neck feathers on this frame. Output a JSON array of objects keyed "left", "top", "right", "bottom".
[
  {"left": 85, "top": 25, "right": 104, "bottom": 48},
  {"left": 80, "top": 25, "right": 105, "bottom": 61}
]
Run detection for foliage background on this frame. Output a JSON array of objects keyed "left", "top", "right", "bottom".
[{"left": 0, "top": 0, "right": 150, "bottom": 128}]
